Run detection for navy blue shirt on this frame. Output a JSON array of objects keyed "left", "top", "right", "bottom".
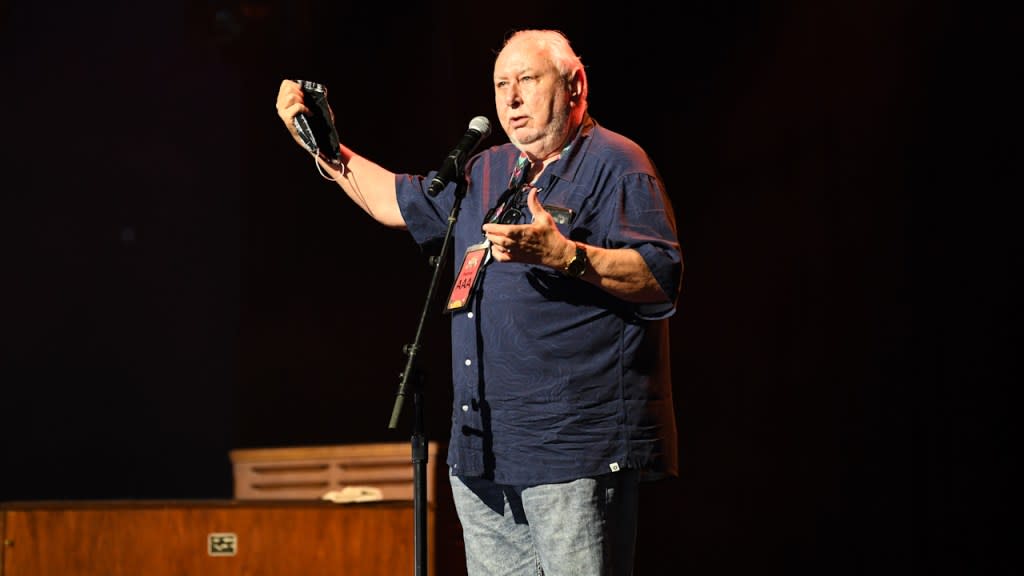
[{"left": 397, "top": 117, "right": 682, "bottom": 485}]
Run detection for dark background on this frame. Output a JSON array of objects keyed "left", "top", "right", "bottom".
[{"left": 2, "top": 1, "right": 1017, "bottom": 574}]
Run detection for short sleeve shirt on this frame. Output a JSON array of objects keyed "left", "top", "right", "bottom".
[{"left": 396, "top": 118, "right": 682, "bottom": 484}]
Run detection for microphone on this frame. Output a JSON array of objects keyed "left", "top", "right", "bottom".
[{"left": 427, "top": 116, "right": 492, "bottom": 197}]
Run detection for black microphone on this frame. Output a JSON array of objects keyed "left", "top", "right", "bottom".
[{"left": 427, "top": 116, "right": 492, "bottom": 197}]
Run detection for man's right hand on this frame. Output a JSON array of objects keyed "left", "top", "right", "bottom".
[{"left": 276, "top": 79, "right": 309, "bottom": 149}]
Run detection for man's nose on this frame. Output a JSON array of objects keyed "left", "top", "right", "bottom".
[{"left": 503, "top": 87, "right": 521, "bottom": 107}]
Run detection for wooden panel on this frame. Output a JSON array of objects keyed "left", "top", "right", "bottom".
[
  {"left": 229, "top": 442, "right": 439, "bottom": 503},
  {"left": 1, "top": 500, "right": 431, "bottom": 576}
]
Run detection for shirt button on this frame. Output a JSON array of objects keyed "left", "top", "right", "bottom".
[
  {"left": 461, "top": 405, "right": 469, "bottom": 412},
  {"left": 467, "top": 312, "right": 474, "bottom": 318},
  {"left": 464, "top": 359, "right": 472, "bottom": 366}
]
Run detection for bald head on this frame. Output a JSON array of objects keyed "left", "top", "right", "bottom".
[{"left": 499, "top": 30, "right": 588, "bottom": 108}]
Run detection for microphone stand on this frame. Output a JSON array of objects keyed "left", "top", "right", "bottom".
[{"left": 388, "top": 177, "right": 467, "bottom": 576}]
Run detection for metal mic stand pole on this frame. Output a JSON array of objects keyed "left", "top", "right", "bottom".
[{"left": 388, "top": 177, "right": 467, "bottom": 576}]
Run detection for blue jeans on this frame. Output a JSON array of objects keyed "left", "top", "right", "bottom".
[{"left": 449, "top": 470, "right": 640, "bottom": 576}]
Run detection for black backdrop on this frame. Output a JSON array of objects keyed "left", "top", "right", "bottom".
[{"left": 2, "top": 1, "right": 1017, "bottom": 574}]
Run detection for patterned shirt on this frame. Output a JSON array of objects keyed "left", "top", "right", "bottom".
[{"left": 396, "top": 116, "right": 682, "bottom": 484}]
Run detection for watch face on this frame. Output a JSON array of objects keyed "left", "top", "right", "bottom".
[{"left": 566, "top": 245, "right": 587, "bottom": 277}]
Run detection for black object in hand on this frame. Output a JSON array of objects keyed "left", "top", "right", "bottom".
[{"left": 294, "top": 80, "right": 342, "bottom": 166}]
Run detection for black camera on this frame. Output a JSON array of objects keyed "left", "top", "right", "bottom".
[{"left": 294, "top": 80, "right": 343, "bottom": 166}]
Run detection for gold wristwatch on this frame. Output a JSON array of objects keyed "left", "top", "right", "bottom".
[{"left": 564, "top": 242, "right": 588, "bottom": 278}]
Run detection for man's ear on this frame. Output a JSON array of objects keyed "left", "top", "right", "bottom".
[{"left": 569, "top": 69, "right": 586, "bottom": 100}]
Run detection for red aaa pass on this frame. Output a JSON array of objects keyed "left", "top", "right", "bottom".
[{"left": 446, "top": 241, "right": 490, "bottom": 313}]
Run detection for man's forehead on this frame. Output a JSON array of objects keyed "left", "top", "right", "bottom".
[{"left": 494, "top": 53, "right": 554, "bottom": 77}]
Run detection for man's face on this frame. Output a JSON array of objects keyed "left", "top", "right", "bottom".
[{"left": 493, "top": 40, "right": 572, "bottom": 160}]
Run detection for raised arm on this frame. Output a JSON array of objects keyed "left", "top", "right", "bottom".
[{"left": 275, "top": 80, "right": 406, "bottom": 229}]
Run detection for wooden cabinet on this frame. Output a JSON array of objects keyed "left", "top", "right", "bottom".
[
  {"left": 2, "top": 443, "right": 465, "bottom": 576},
  {"left": 1, "top": 499, "right": 423, "bottom": 575}
]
